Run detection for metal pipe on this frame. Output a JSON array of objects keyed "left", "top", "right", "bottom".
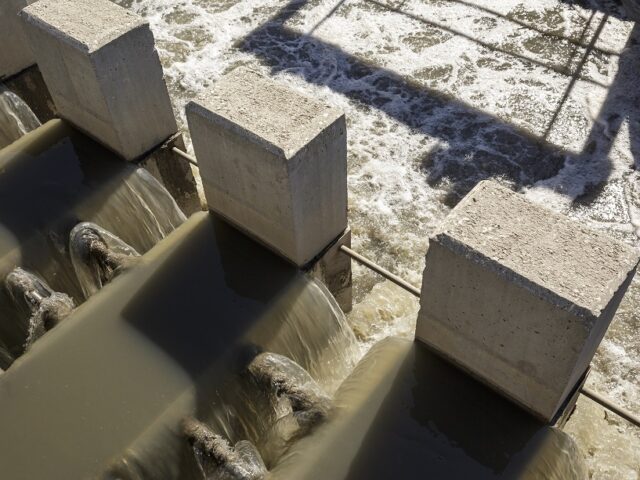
[
  {"left": 581, "top": 386, "right": 640, "bottom": 428},
  {"left": 172, "top": 147, "right": 199, "bottom": 167},
  {"left": 339, "top": 245, "right": 421, "bottom": 298},
  {"left": 338, "top": 244, "right": 640, "bottom": 428}
]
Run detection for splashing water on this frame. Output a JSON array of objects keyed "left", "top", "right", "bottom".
[
  {"left": 75, "top": 211, "right": 361, "bottom": 480},
  {"left": 0, "top": 84, "right": 40, "bottom": 149},
  {"left": 183, "top": 418, "right": 267, "bottom": 480},
  {"left": 0, "top": 120, "right": 188, "bottom": 371},
  {"left": 70, "top": 222, "right": 141, "bottom": 298},
  {"left": 114, "top": 0, "right": 640, "bottom": 475},
  {"left": 4, "top": 267, "right": 75, "bottom": 352}
]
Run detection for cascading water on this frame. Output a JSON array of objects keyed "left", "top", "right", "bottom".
[
  {"left": 0, "top": 211, "right": 361, "bottom": 479},
  {"left": 70, "top": 222, "right": 141, "bottom": 298},
  {"left": 4, "top": 267, "right": 74, "bottom": 352},
  {"left": 0, "top": 84, "right": 40, "bottom": 149},
  {"left": 0, "top": 119, "right": 186, "bottom": 369},
  {"left": 182, "top": 418, "right": 267, "bottom": 480},
  {"left": 113, "top": 0, "right": 640, "bottom": 475}
]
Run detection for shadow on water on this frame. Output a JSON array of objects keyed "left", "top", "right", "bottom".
[
  {"left": 122, "top": 213, "right": 297, "bottom": 380},
  {"left": 239, "top": 0, "right": 566, "bottom": 205},
  {"left": 271, "top": 338, "right": 585, "bottom": 479},
  {"left": 345, "top": 343, "right": 564, "bottom": 479},
  {"left": 0, "top": 119, "right": 185, "bottom": 364},
  {"left": 0, "top": 211, "right": 357, "bottom": 478},
  {"left": 239, "top": 0, "right": 639, "bottom": 205}
]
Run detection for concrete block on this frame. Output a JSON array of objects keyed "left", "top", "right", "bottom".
[
  {"left": 416, "top": 180, "right": 640, "bottom": 422},
  {"left": 0, "top": 0, "right": 35, "bottom": 80},
  {"left": 186, "top": 67, "right": 347, "bottom": 266},
  {"left": 306, "top": 228, "right": 352, "bottom": 313},
  {"left": 20, "top": 0, "right": 177, "bottom": 160}
]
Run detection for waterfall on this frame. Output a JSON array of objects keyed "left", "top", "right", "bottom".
[
  {"left": 69, "top": 222, "right": 141, "bottom": 298},
  {"left": 0, "top": 120, "right": 187, "bottom": 368},
  {"left": 0, "top": 84, "right": 40, "bottom": 149},
  {"left": 102, "top": 276, "right": 360, "bottom": 479}
]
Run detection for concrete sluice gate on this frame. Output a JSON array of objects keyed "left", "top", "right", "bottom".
[{"left": 0, "top": 121, "right": 585, "bottom": 479}]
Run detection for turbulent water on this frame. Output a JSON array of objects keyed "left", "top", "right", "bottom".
[
  {"left": 99, "top": 274, "right": 359, "bottom": 480},
  {"left": 0, "top": 211, "right": 361, "bottom": 479},
  {"left": 69, "top": 0, "right": 640, "bottom": 476},
  {"left": 0, "top": 84, "right": 40, "bottom": 149},
  {"left": 0, "top": 121, "right": 186, "bottom": 367}
]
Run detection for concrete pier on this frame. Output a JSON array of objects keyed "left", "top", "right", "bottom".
[
  {"left": 416, "top": 180, "right": 640, "bottom": 422},
  {"left": 0, "top": 0, "right": 35, "bottom": 79},
  {"left": 186, "top": 68, "right": 351, "bottom": 309},
  {"left": 186, "top": 68, "right": 348, "bottom": 267},
  {"left": 19, "top": 0, "right": 177, "bottom": 161}
]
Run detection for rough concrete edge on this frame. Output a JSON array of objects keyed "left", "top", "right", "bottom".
[
  {"left": 19, "top": 2, "right": 147, "bottom": 54},
  {"left": 188, "top": 67, "right": 345, "bottom": 160},
  {"left": 434, "top": 181, "right": 640, "bottom": 320},
  {"left": 217, "top": 67, "right": 345, "bottom": 159},
  {"left": 433, "top": 233, "right": 603, "bottom": 323},
  {"left": 287, "top": 111, "right": 347, "bottom": 170},
  {"left": 185, "top": 99, "right": 286, "bottom": 159},
  {"left": 303, "top": 226, "right": 352, "bottom": 313}
]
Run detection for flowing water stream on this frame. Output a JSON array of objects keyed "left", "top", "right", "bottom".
[
  {"left": 107, "top": 0, "right": 639, "bottom": 476},
  {"left": 0, "top": 84, "right": 40, "bottom": 149},
  {"left": 0, "top": 119, "right": 185, "bottom": 367},
  {"left": 0, "top": 211, "right": 360, "bottom": 479}
]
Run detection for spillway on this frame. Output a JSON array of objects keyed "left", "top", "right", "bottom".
[
  {"left": 0, "top": 119, "right": 185, "bottom": 368},
  {"left": 273, "top": 338, "right": 587, "bottom": 480},
  {"left": 0, "top": 207, "right": 588, "bottom": 479},
  {"left": 0, "top": 211, "right": 359, "bottom": 479},
  {"left": 2, "top": 0, "right": 631, "bottom": 476}
]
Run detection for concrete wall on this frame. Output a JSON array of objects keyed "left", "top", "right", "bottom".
[
  {"left": 186, "top": 67, "right": 348, "bottom": 267},
  {"left": 0, "top": 0, "right": 35, "bottom": 80},
  {"left": 20, "top": 0, "right": 177, "bottom": 161},
  {"left": 416, "top": 180, "right": 640, "bottom": 422}
]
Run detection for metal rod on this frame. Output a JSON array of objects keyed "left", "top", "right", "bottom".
[
  {"left": 339, "top": 244, "right": 640, "bottom": 428},
  {"left": 339, "top": 245, "right": 421, "bottom": 298},
  {"left": 172, "top": 147, "right": 199, "bottom": 167},
  {"left": 581, "top": 386, "right": 640, "bottom": 428}
]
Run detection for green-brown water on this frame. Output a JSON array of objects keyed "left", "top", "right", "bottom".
[
  {"left": 273, "top": 337, "right": 587, "bottom": 480},
  {"left": 0, "top": 120, "right": 185, "bottom": 366},
  {"left": 0, "top": 210, "right": 587, "bottom": 479},
  {"left": 0, "top": 211, "right": 358, "bottom": 479}
]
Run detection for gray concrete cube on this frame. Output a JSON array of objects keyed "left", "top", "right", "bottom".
[
  {"left": 186, "top": 68, "right": 347, "bottom": 266},
  {"left": 416, "top": 180, "right": 639, "bottom": 422},
  {"left": 20, "top": 0, "right": 177, "bottom": 160},
  {"left": 0, "top": 0, "right": 35, "bottom": 79}
]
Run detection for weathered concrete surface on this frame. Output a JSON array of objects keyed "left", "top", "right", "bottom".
[
  {"left": 306, "top": 228, "right": 352, "bottom": 313},
  {"left": 19, "top": 0, "right": 177, "bottom": 161},
  {"left": 416, "top": 180, "right": 640, "bottom": 422},
  {"left": 186, "top": 67, "right": 347, "bottom": 267},
  {"left": 0, "top": 0, "right": 35, "bottom": 80}
]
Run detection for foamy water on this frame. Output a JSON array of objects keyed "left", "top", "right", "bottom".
[{"left": 113, "top": 0, "right": 639, "bottom": 476}]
